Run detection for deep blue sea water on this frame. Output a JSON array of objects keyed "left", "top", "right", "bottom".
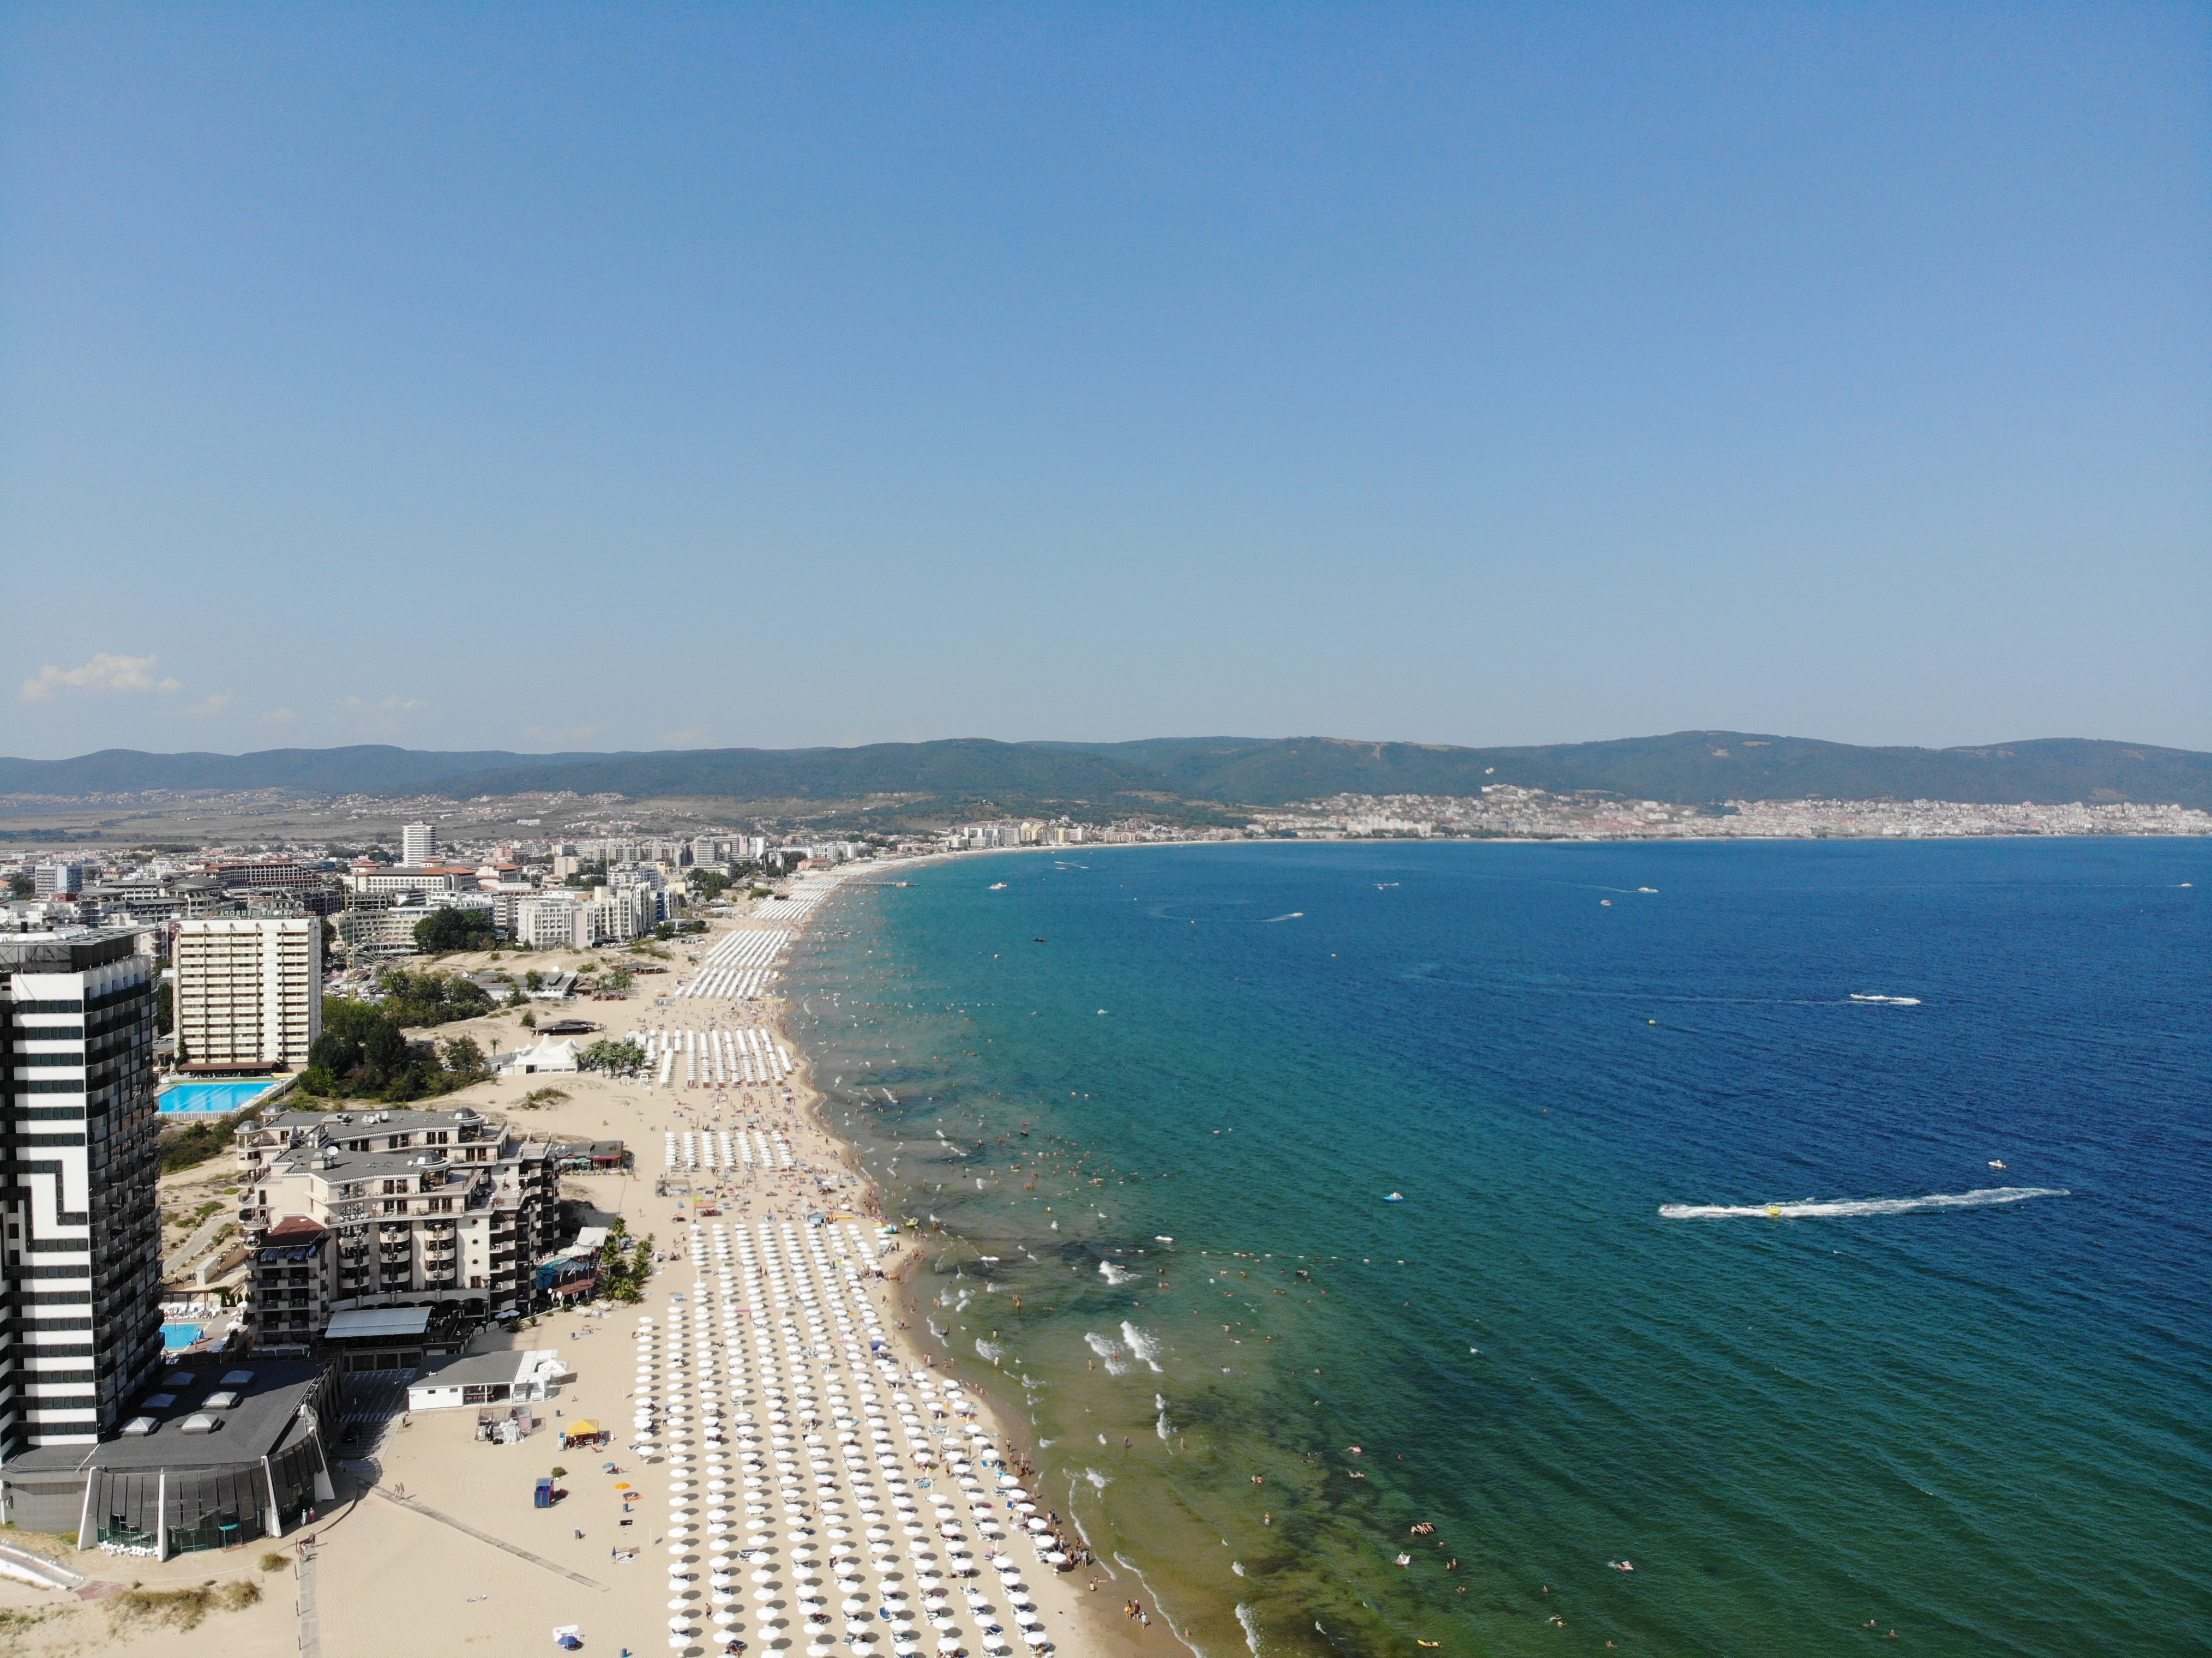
[{"left": 786, "top": 839, "right": 2210, "bottom": 1658}]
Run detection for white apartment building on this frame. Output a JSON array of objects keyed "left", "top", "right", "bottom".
[
  {"left": 33, "top": 864, "right": 85, "bottom": 899},
  {"left": 592, "top": 883, "right": 657, "bottom": 942},
  {"left": 346, "top": 864, "right": 472, "bottom": 897},
  {"left": 173, "top": 917, "right": 323, "bottom": 1071},
  {"left": 514, "top": 894, "right": 585, "bottom": 949},
  {"left": 400, "top": 823, "right": 436, "bottom": 864},
  {"left": 335, "top": 894, "right": 497, "bottom": 959}
]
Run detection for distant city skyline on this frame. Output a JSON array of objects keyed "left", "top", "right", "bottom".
[{"left": 4, "top": 4, "right": 2206, "bottom": 760}]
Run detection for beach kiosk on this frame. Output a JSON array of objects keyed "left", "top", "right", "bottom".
[{"left": 560, "top": 1419, "right": 608, "bottom": 1451}]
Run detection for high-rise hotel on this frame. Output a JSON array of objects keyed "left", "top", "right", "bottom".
[
  {"left": 173, "top": 917, "right": 322, "bottom": 1072},
  {"left": 0, "top": 931, "right": 164, "bottom": 1455}
]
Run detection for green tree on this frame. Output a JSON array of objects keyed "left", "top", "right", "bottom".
[
  {"left": 438, "top": 1035, "right": 487, "bottom": 1077},
  {"left": 578, "top": 1038, "right": 648, "bottom": 1077},
  {"left": 309, "top": 998, "right": 410, "bottom": 1085},
  {"left": 159, "top": 1107, "right": 257, "bottom": 1175},
  {"left": 376, "top": 968, "right": 495, "bottom": 1028},
  {"left": 413, "top": 908, "right": 496, "bottom": 954}
]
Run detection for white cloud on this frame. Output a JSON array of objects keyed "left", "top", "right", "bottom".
[
  {"left": 169, "top": 692, "right": 234, "bottom": 719},
  {"left": 19, "top": 653, "right": 182, "bottom": 702},
  {"left": 339, "top": 696, "right": 426, "bottom": 715},
  {"left": 657, "top": 728, "right": 714, "bottom": 748},
  {"left": 261, "top": 707, "right": 300, "bottom": 725}
]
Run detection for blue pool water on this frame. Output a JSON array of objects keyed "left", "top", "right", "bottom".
[
  {"left": 158, "top": 1080, "right": 282, "bottom": 1114},
  {"left": 789, "top": 837, "right": 2210, "bottom": 1658},
  {"left": 161, "top": 1324, "right": 205, "bottom": 1350}
]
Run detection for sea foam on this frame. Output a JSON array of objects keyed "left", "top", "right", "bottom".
[
  {"left": 1122, "top": 1321, "right": 1165, "bottom": 1372},
  {"left": 1660, "top": 1186, "right": 2069, "bottom": 1220},
  {"left": 1085, "top": 1331, "right": 1132, "bottom": 1374},
  {"left": 1237, "top": 1602, "right": 1264, "bottom": 1657}
]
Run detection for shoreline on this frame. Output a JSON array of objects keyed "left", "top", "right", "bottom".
[
  {"left": 772, "top": 874, "right": 1197, "bottom": 1658},
  {"left": 592, "top": 869, "right": 1181, "bottom": 1658}
]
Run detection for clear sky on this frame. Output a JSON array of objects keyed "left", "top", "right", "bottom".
[{"left": 4, "top": 3, "right": 2206, "bottom": 761}]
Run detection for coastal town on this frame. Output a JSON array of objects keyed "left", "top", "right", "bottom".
[{"left": 0, "top": 850, "right": 1145, "bottom": 1658}]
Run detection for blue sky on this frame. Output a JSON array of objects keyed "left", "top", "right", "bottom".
[{"left": 4, "top": 3, "right": 2205, "bottom": 760}]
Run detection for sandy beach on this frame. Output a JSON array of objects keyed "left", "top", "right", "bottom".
[{"left": 0, "top": 872, "right": 1188, "bottom": 1658}]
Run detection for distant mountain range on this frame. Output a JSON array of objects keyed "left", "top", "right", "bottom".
[{"left": 4, "top": 732, "right": 2209, "bottom": 814}]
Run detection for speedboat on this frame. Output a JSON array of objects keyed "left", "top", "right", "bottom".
[
  {"left": 1384, "top": 1192, "right": 1405, "bottom": 1203},
  {"left": 988, "top": 882, "right": 1008, "bottom": 891}
]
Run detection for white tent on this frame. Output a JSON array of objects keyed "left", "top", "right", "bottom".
[{"left": 496, "top": 1037, "right": 584, "bottom": 1075}]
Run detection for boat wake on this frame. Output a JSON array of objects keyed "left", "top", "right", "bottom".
[{"left": 1661, "top": 1186, "right": 2069, "bottom": 1220}]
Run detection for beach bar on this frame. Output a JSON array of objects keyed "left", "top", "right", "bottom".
[
  {"left": 0, "top": 1361, "right": 336, "bottom": 1558},
  {"left": 404, "top": 1348, "right": 566, "bottom": 1412}
]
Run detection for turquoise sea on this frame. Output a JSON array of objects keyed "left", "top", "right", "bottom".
[{"left": 786, "top": 839, "right": 2210, "bottom": 1658}]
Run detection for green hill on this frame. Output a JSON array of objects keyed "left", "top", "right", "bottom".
[{"left": 3, "top": 732, "right": 2207, "bottom": 812}]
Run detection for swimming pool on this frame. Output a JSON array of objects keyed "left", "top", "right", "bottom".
[
  {"left": 161, "top": 1324, "right": 205, "bottom": 1350},
  {"left": 158, "top": 1080, "right": 284, "bottom": 1114}
]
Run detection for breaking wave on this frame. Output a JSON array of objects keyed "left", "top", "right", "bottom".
[
  {"left": 1237, "top": 1602, "right": 1264, "bottom": 1657},
  {"left": 1097, "top": 1261, "right": 1138, "bottom": 1285},
  {"left": 1661, "top": 1186, "right": 2070, "bottom": 1220},
  {"left": 1122, "top": 1321, "right": 1165, "bottom": 1372},
  {"left": 1085, "top": 1331, "right": 1132, "bottom": 1374}
]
